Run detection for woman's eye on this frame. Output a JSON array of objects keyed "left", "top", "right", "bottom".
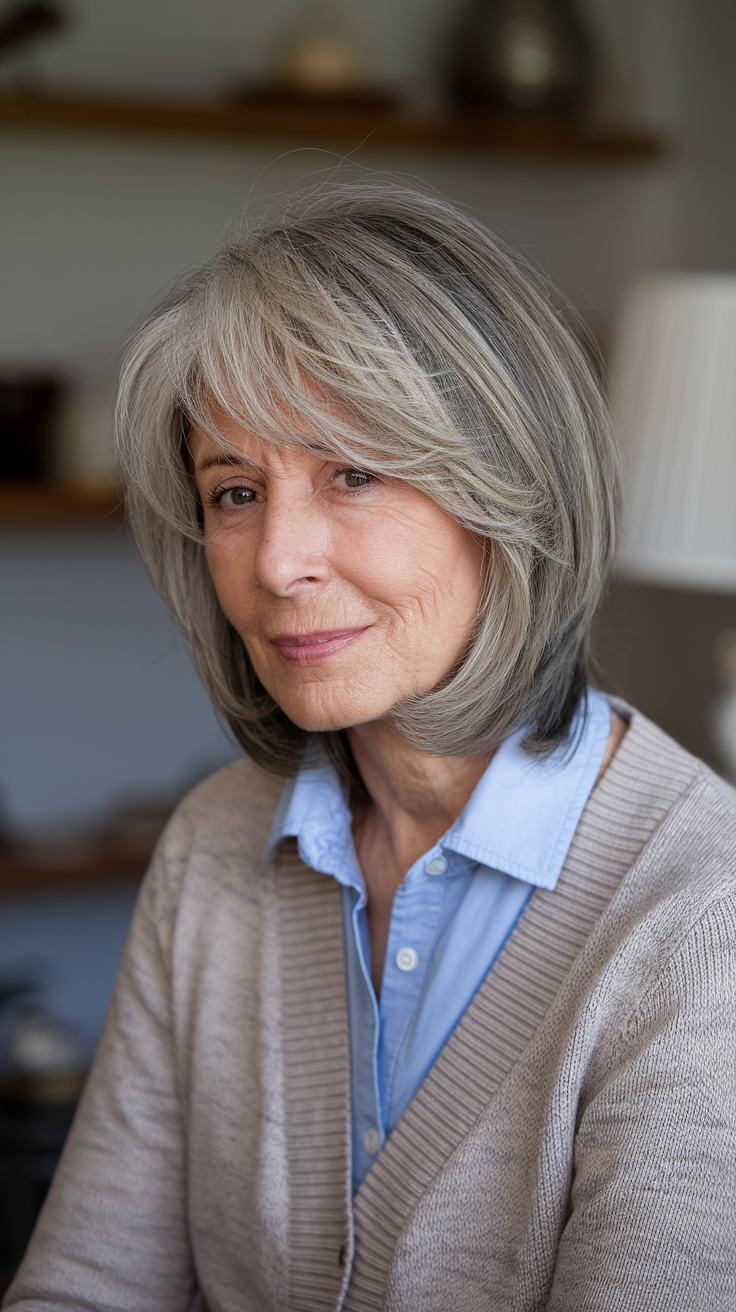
[
  {"left": 219, "top": 486, "right": 255, "bottom": 507},
  {"left": 341, "top": 469, "right": 374, "bottom": 489}
]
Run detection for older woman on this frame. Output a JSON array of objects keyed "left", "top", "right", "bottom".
[{"left": 6, "top": 187, "right": 735, "bottom": 1312}]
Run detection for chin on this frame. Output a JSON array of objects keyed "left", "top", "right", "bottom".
[
  {"left": 281, "top": 705, "right": 363, "bottom": 734},
  {"left": 276, "top": 689, "right": 386, "bottom": 735}
]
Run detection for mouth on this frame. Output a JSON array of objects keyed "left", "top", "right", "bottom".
[{"left": 270, "top": 627, "right": 369, "bottom": 666}]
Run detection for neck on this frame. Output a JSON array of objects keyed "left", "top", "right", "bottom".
[
  {"left": 348, "top": 720, "right": 490, "bottom": 869},
  {"left": 346, "top": 720, "right": 491, "bottom": 993}
]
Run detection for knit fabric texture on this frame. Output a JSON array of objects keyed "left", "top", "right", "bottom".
[{"left": 4, "top": 707, "right": 736, "bottom": 1311}]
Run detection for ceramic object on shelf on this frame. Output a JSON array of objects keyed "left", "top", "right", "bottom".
[
  {"left": 277, "top": 33, "right": 366, "bottom": 97},
  {"left": 448, "top": 0, "right": 594, "bottom": 113},
  {"left": 234, "top": 11, "right": 396, "bottom": 113},
  {"left": 3, "top": 1013, "right": 87, "bottom": 1103}
]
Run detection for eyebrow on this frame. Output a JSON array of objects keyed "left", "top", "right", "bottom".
[
  {"left": 194, "top": 452, "right": 263, "bottom": 477},
  {"left": 194, "top": 443, "right": 345, "bottom": 478}
]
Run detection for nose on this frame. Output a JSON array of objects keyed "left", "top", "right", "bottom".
[{"left": 253, "top": 484, "right": 330, "bottom": 598}]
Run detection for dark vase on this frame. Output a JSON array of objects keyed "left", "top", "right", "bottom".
[
  {"left": 448, "top": 0, "right": 594, "bottom": 113},
  {"left": 0, "top": 373, "right": 62, "bottom": 481}
]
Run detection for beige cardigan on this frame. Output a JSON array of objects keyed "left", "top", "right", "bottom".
[{"left": 5, "top": 708, "right": 736, "bottom": 1311}]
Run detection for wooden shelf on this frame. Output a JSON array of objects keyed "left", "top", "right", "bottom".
[
  {"left": 0, "top": 836, "right": 149, "bottom": 896},
  {"left": 0, "top": 88, "right": 666, "bottom": 161},
  {"left": 0, "top": 802, "right": 174, "bottom": 896},
  {"left": 0, "top": 481, "right": 123, "bottom": 528}
]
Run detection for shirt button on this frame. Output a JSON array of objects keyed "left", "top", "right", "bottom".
[
  {"left": 363, "top": 1128, "right": 382, "bottom": 1155},
  {"left": 425, "top": 855, "right": 447, "bottom": 876},
  {"left": 396, "top": 946, "right": 419, "bottom": 972}
]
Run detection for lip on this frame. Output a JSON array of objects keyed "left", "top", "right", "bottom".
[{"left": 270, "top": 627, "right": 369, "bottom": 665}]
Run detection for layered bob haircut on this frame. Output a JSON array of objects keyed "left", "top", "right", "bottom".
[{"left": 115, "top": 184, "right": 620, "bottom": 783}]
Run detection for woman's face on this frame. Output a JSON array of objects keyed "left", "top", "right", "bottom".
[{"left": 191, "top": 416, "right": 485, "bottom": 733}]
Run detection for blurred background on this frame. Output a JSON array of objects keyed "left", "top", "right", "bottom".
[{"left": 0, "top": 0, "right": 735, "bottom": 1285}]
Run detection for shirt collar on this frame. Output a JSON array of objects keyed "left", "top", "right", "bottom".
[
  {"left": 441, "top": 688, "right": 611, "bottom": 890},
  {"left": 267, "top": 688, "right": 611, "bottom": 895},
  {"left": 267, "top": 754, "right": 362, "bottom": 890}
]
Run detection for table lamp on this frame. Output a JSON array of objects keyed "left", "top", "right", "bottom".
[
  {"left": 609, "top": 273, "right": 736, "bottom": 776},
  {"left": 611, "top": 273, "right": 736, "bottom": 591}
]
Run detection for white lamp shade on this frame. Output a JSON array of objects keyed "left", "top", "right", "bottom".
[{"left": 611, "top": 274, "right": 736, "bottom": 592}]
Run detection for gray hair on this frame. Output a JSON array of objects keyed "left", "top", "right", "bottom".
[{"left": 115, "top": 183, "right": 619, "bottom": 785}]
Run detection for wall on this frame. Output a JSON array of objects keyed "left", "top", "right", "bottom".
[
  {"left": 680, "top": 0, "right": 736, "bottom": 269},
  {"left": 0, "top": 528, "right": 236, "bottom": 830}
]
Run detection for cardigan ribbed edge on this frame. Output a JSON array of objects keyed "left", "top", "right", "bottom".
[
  {"left": 272, "top": 708, "right": 700, "bottom": 1312},
  {"left": 276, "top": 844, "right": 353, "bottom": 1311}
]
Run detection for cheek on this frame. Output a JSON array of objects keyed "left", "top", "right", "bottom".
[
  {"left": 344, "top": 514, "right": 483, "bottom": 625},
  {"left": 203, "top": 538, "right": 258, "bottom": 628}
]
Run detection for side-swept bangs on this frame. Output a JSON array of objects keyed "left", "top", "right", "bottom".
[{"left": 115, "top": 184, "right": 620, "bottom": 783}]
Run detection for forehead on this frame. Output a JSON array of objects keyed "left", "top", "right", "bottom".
[
  {"left": 188, "top": 414, "right": 335, "bottom": 475},
  {"left": 189, "top": 413, "right": 264, "bottom": 461}
]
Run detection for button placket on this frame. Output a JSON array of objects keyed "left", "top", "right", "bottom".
[{"left": 377, "top": 864, "right": 445, "bottom": 1130}]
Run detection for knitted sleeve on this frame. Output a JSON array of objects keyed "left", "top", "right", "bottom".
[
  {"left": 547, "top": 894, "right": 736, "bottom": 1312},
  {"left": 2, "top": 822, "right": 197, "bottom": 1312}
]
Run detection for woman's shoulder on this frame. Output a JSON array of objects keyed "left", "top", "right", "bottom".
[
  {"left": 169, "top": 755, "right": 285, "bottom": 836},
  {"left": 142, "top": 757, "right": 286, "bottom": 906},
  {"left": 603, "top": 697, "right": 735, "bottom": 819},
  {"left": 599, "top": 700, "right": 736, "bottom": 918}
]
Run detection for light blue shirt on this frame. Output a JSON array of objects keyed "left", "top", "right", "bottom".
[{"left": 267, "top": 688, "right": 611, "bottom": 1194}]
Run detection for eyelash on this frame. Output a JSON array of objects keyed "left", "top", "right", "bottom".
[
  {"left": 208, "top": 484, "right": 255, "bottom": 509},
  {"left": 207, "top": 467, "right": 376, "bottom": 507}
]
